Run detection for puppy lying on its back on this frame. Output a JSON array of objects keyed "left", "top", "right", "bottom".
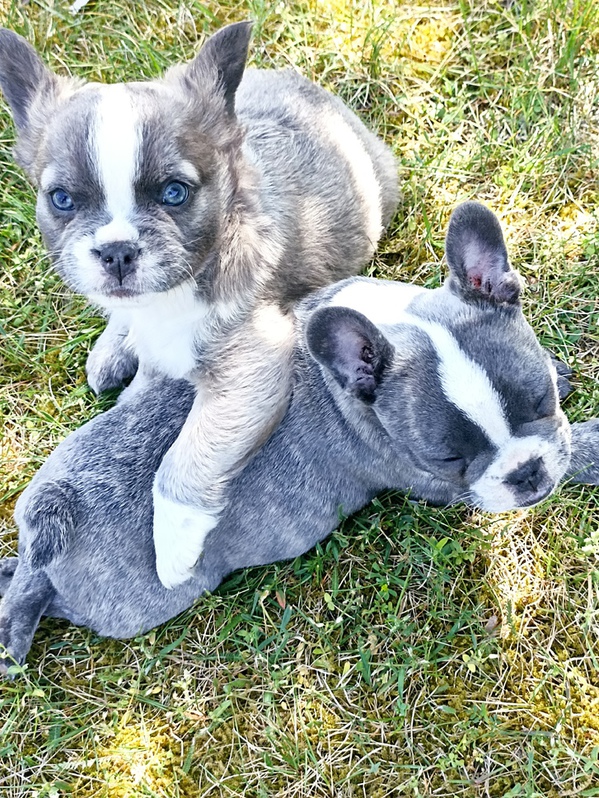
[
  {"left": 0, "top": 23, "right": 399, "bottom": 589},
  {"left": 1, "top": 202, "right": 597, "bottom": 671}
]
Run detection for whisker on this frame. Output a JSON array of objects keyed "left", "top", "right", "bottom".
[{"left": 445, "top": 489, "right": 475, "bottom": 508}]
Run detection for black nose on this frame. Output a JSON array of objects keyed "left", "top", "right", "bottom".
[
  {"left": 506, "top": 456, "right": 544, "bottom": 493},
  {"left": 95, "top": 242, "right": 140, "bottom": 282}
]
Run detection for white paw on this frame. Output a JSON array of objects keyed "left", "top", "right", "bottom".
[
  {"left": 152, "top": 485, "right": 220, "bottom": 589},
  {"left": 85, "top": 343, "right": 112, "bottom": 395}
]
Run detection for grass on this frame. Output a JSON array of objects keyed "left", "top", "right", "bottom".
[{"left": 1, "top": 0, "right": 599, "bottom": 795}]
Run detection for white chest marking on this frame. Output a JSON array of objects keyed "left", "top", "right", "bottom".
[
  {"left": 92, "top": 85, "right": 141, "bottom": 243},
  {"left": 127, "top": 282, "right": 211, "bottom": 379}
]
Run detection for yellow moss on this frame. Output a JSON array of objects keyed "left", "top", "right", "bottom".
[
  {"left": 88, "top": 720, "right": 195, "bottom": 796},
  {"left": 398, "top": 15, "right": 458, "bottom": 65}
]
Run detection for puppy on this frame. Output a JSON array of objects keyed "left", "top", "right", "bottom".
[
  {"left": 0, "top": 23, "right": 399, "bottom": 588},
  {"left": 2, "top": 201, "right": 597, "bottom": 671}
]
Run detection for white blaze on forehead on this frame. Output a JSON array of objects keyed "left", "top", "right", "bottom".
[
  {"left": 92, "top": 84, "right": 141, "bottom": 240},
  {"left": 407, "top": 316, "right": 511, "bottom": 448},
  {"left": 319, "top": 113, "right": 383, "bottom": 245},
  {"left": 330, "top": 280, "right": 427, "bottom": 322},
  {"left": 330, "top": 278, "right": 570, "bottom": 511},
  {"left": 330, "top": 279, "right": 511, "bottom": 447},
  {"left": 94, "top": 218, "right": 139, "bottom": 246}
]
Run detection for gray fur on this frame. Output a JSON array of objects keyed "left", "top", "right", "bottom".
[
  {"left": 445, "top": 201, "right": 522, "bottom": 305},
  {"left": 0, "top": 24, "right": 398, "bottom": 314},
  {"left": 567, "top": 420, "right": 599, "bottom": 484},
  {"left": 0, "top": 23, "right": 399, "bottom": 587},
  {"left": 2, "top": 202, "right": 595, "bottom": 671}
]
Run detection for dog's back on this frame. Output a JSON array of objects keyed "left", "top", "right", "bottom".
[{"left": 236, "top": 68, "right": 399, "bottom": 302}]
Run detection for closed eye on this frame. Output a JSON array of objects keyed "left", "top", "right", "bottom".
[{"left": 431, "top": 455, "right": 467, "bottom": 477}]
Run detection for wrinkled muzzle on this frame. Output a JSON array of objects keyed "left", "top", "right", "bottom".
[{"left": 469, "top": 419, "right": 571, "bottom": 512}]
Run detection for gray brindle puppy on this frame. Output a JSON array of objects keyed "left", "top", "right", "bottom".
[
  {"left": 1, "top": 202, "right": 598, "bottom": 671},
  {"left": 0, "top": 23, "right": 399, "bottom": 589}
]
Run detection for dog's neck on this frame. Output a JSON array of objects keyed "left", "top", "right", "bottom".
[{"left": 199, "top": 142, "right": 282, "bottom": 305}]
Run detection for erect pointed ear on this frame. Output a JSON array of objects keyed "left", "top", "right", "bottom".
[
  {"left": 445, "top": 201, "right": 522, "bottom": 305},
  {"left": 0, "top": 29, "right": 59, "bottom": 132},
  {"left": 185, "top": 21, "right": 252, "bottom": 115},
  {"left": 306, "top": 306, "right": 394, "bottom": 403}
]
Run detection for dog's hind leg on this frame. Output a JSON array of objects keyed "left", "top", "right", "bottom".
[
  {"left": 153, "top": 305, "right": 294, "bottom": 589},
  {"left": 0, "top": 560, "right": 55, "bottom": 675},
  {"left": 17, "top": 479, "right": 81, "bottom": 569},
  {"left": 86, "top": 311, "right": 139, "bottom": 395}
]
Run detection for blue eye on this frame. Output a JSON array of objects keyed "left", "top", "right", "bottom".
[
  {"left": 161, "top": 181, "right": 190, "bottom": 207},
  {"left": 50, "top": 188, "right": 75, "bottom": 211}
]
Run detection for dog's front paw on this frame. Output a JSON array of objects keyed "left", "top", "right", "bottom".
[
  {"left": 0, "top": 559, "right": 18, "bottom": 597},
  {"left": 152, "top": 484, "right": 220, "bottom": 589},
  {"left": 0, "top": 615, "right": 22, "bottom": 679},
  {"left": 549, "top": 354, "right": 573, "bottom": 401},
  {"left": 86, "top": 331, "right": 139, "bottom": 395},
  {"left": 568, "top": 419, "right": 599, "bottom": 484}
]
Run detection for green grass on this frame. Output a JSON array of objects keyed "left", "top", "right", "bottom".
[{"left": 1, "top": 0, "right": 599, "bottom": 795}]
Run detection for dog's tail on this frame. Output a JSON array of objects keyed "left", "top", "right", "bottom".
[{"left": 17, "top": 480, "right": 82, "bottom": 569}]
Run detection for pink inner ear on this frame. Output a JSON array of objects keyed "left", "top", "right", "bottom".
[{"left": 469, "top": 273, "right": 482, "bottom": 289}]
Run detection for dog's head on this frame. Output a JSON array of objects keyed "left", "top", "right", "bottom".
[
  {"left": 0, "top": 23, "right": 252, "bottom": 307},
  {"left": 307, "top": 202, "right": 571, "bottom": 512}
]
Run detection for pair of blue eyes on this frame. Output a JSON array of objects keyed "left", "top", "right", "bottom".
[{"left": 49, "top": 181, "right": 190, "bottom": 211}]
